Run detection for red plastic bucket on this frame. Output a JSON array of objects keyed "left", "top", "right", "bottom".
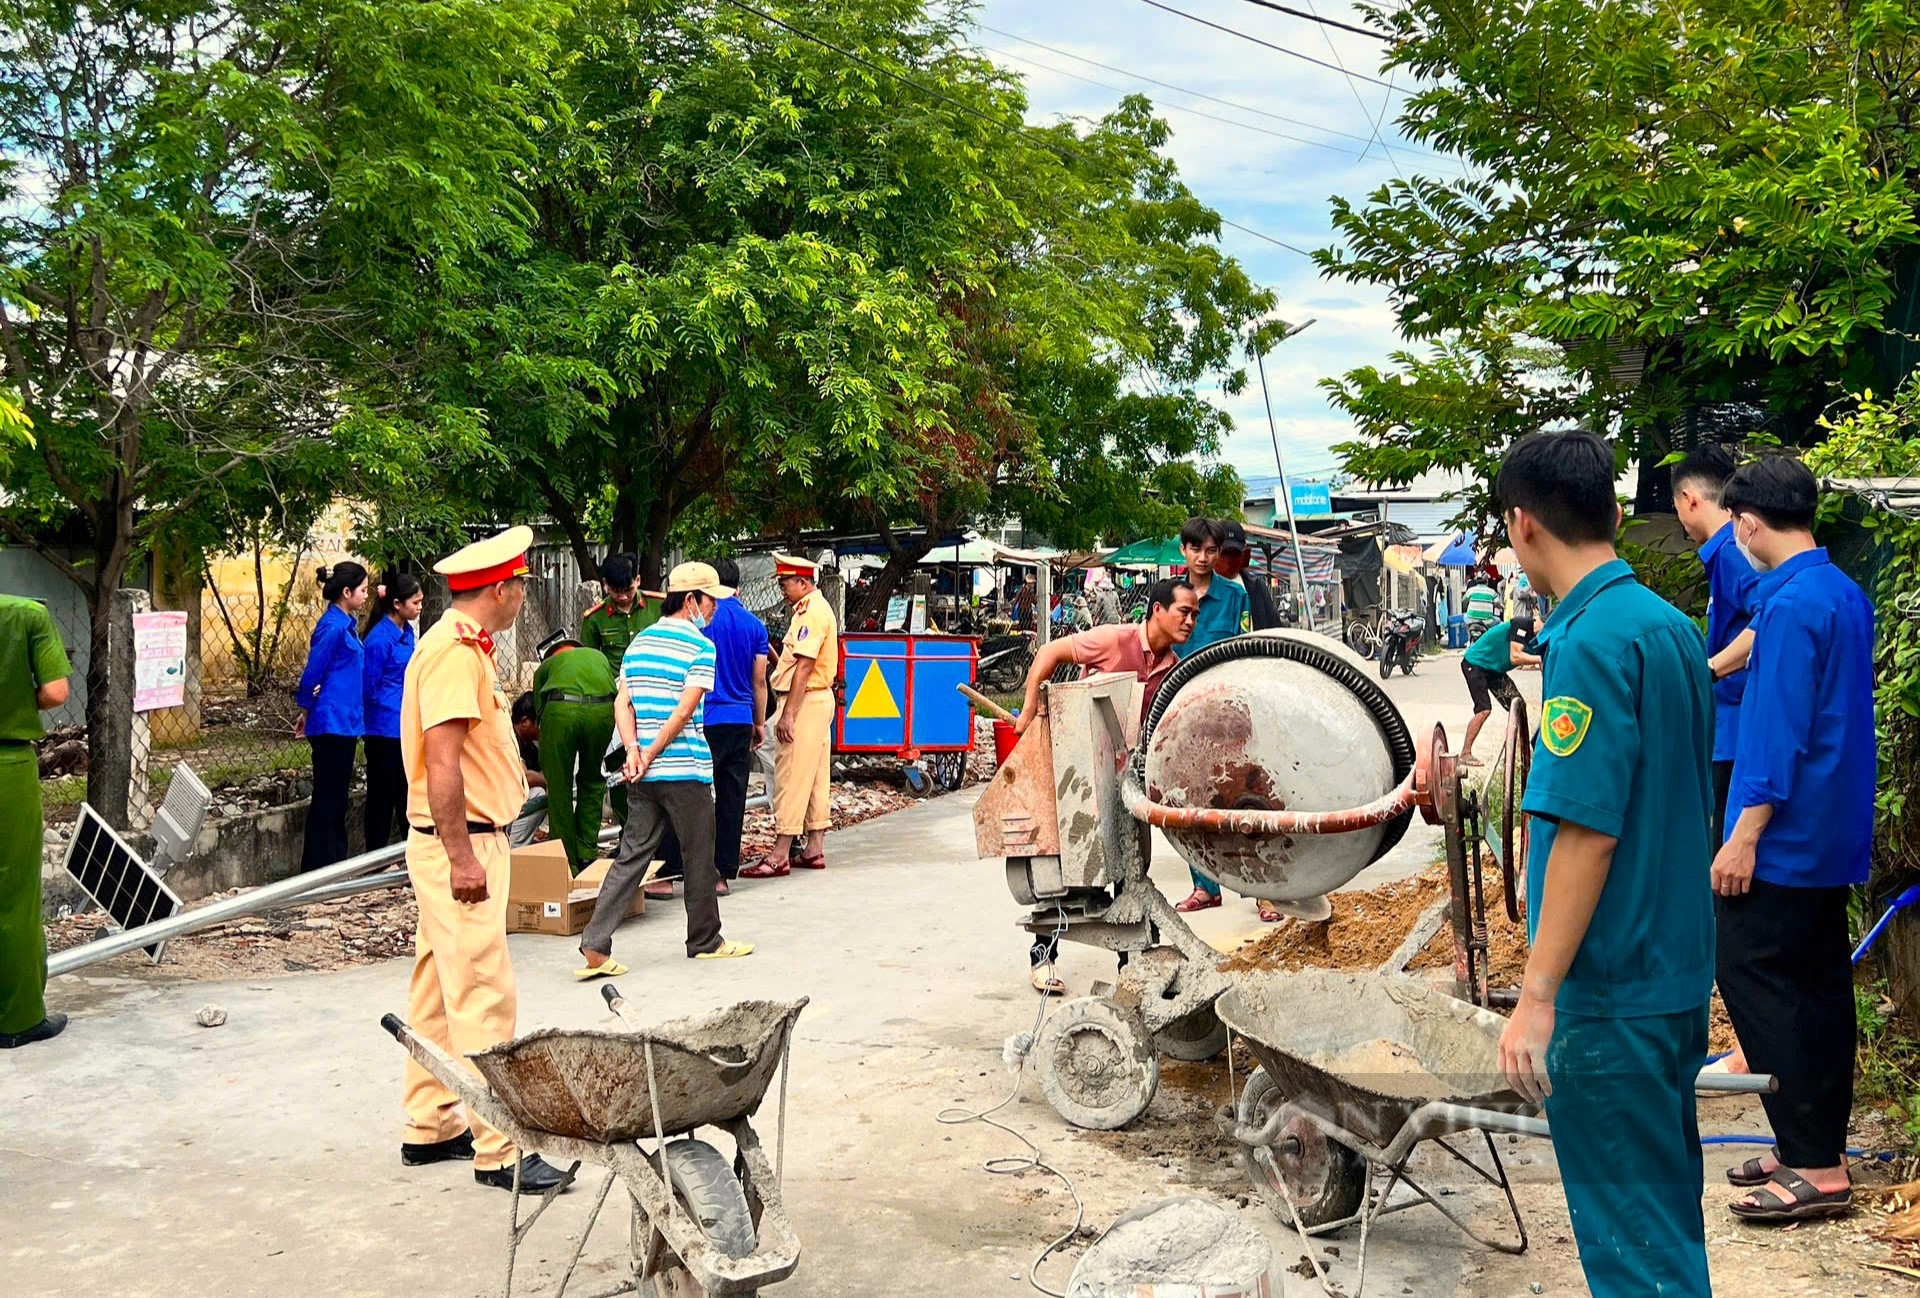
[{"left": 992, "top": 719, "right": 1020, "bottom": 768}]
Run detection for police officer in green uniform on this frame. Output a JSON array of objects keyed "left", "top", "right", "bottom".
[
  {"left": 1, "top": 596, "right": 75, "bottom": 1050},
  {"left": 580, "top": 552, "right": 661, "bottom": 680},
  {"left": 1495, "top": 432, "right": 1715, "bottom": 1298},
  {"left": 530, "top": 629, "right": 616, "bottom": 873}
]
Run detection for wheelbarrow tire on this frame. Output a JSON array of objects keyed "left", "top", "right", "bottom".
[
  {"left": 1034, "top": 997, "right": 1159, "bottom": 1131},
  {"left": 663, "top": 1138, "right": 758, "bottom": 1261},
  {"left": 1236, "top": 1068, "right": 1367, "bottom": 1231}
]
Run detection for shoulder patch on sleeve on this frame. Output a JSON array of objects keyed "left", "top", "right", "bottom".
[{"left": 1541, "top": 696, "right": 1593, "bottom": 757}]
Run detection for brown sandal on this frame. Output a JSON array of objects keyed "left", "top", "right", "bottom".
[
  {"left": 739, "top": 857, "right": 790, "bottom": 879},
  {"left": 794, "top": 853, "right": 826, "bottom": 870}
]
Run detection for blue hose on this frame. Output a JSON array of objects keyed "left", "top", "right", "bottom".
[
  {"left": 1853, "top": 882, "right": 1920, "bottom": 964},
  {"left": 1699, "top": 1133, "right": 1893, "bottom": 1161}
]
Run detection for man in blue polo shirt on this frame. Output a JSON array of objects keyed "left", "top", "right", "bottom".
[
  {"left": 1496, "top": 431, "right": 1716, "bottom": 1298},
  {"left": 1712, "top": 458, "right": 1873, "bottom": 1225},
  {"left": 1171, "top": 515, "right": 1252, "bottom": 912},
  {"left": 1673, "top": 444, "right": 1762, "bottom": 844}
]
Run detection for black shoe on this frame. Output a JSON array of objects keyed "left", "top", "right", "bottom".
[
  {"left": 401, "top": 1130, "right": 476, "bottom": 1166},
  {"left": 475, "top": 1154, "right": 571, "bottom": 1194},
  {"left": 0, "top": 1013, "right": 68, "bottom": 1050}
]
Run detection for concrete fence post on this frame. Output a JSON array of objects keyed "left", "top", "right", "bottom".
[{"left": 108, "top": 587, "right": 154, "bottom": 831}]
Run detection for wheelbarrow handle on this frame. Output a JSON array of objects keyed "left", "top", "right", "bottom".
[
  {"left": 380, "top": 1012, "right": 406, "bottom": 1041},
  {"left": 601, "top": 983, "right": 625, "bottom": 1012}
]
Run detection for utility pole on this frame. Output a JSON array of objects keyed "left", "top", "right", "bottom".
[{"left": 1256, "top": 319, "right": 1320, "bottom": 632}]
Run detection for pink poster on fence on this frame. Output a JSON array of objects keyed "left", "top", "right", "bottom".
[{"left": 132, "top": 610, "right": 188, "bottom": 712}]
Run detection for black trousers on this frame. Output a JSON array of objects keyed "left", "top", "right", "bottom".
[
  {"left": 364, "top": 735, "right": 406, "bottom": 851},
  {"left": 1716, "top": 879, "right": 1856, "bottom": 1168},
  {"left": 1711, "top": 760, "right": 1734, "bottom": 849},
  {"left": 707, "top": 724, "right": 754, "bottom": 880},
  {"left": 303, "top": 734, "right": 358, "bottom": 872}
]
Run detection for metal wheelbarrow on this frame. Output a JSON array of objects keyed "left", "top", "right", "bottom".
[{"left": 383, "top": 988, "right": 807, "bottom": 1297}]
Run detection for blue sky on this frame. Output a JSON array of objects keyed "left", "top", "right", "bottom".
[{"left": 969, "top": 0, "right": 1465, "bottom": 484}]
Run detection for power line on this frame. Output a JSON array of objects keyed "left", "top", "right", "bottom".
[
  {"left": 1137, "top": 0, "right": 1406, "bottom": 91},
  {"left": 1231, "top": 0, "right": 1390, "bottom": 41},
  {"left": 712, "top": 0, "right": 1321, "bottom": 259},
  {"left": 974, "top": 21, "right": 1458, "bottom": 165}
]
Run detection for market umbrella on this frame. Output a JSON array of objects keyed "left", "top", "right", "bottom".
[
  {"left": 1103, "top": 537, "right": 1185, "bottom": 567},
  {"left": 1424, "top": 532, "right": 1478, "bottom": 566}
]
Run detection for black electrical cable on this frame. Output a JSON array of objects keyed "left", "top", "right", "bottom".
[
  {"left": 1232, "top": 0, "right": 1392, "bottom": 41},
  {"left": 1136, "top": 632, "right": 1418, "bottom": 864},
  {"left": 1137, "top": 0, "right": 1406, "bottom": 91}
]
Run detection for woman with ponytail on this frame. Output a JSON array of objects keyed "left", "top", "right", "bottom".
[
  {"left": 294, "top": 562, "right": 368, "bottom": 871},
  {"left": 360, "top": 571, "right": 423, "bottom": 850}
]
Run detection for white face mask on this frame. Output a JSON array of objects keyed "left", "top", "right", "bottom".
[{"left": 1733, "top": 519, "right": 1769, "bottom": 572}]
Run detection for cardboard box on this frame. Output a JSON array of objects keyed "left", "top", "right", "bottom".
[{"left": 506, "top": 839, "right": 658, "bottom": 937}]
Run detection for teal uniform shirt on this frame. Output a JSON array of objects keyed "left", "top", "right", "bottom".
[
  {"left": 1462, "top": 618, "right": 1530, "bottom": 673},
  {"left": 1522, "top": 558, "right": 1716, "bottom": 1018},
  {"left": 1177, "top": 575, "right": 1250, "bottom": 658}
]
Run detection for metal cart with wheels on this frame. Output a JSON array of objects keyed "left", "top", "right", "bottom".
[{"left": 835, "top": 632, "right": 978, "bottom": 795}]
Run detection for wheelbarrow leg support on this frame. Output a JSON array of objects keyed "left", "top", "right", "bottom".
[{"left": 503, "top": 1158, "right": 584, "bottom": 1297}]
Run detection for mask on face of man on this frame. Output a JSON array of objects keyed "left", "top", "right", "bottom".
[{"left": 1734, "top": 516, "right": 1769, "bottom": 572}]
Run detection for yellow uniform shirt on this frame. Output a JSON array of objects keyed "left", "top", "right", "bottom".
[
  {"left": 772, "top": 593, "right": 839, "bottom": 692},
  {"left": 401, "top": 608, "right": 528, "bottom": 828}
]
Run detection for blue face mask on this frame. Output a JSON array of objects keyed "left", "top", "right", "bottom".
[{"left": 689, "top": 602, "right": 709, "bottom": 629}]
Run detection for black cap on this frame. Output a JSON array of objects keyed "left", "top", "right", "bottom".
[{"left": 1218, "top": 519, "right": 1250, "bottom": 553}]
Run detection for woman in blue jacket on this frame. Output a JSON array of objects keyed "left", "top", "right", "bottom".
[
  {"left": 295, "top": 562, "right": 368, "bottom": 871},
  {"left": 360, "top": 571, "right": 422, "bottom": 850}
]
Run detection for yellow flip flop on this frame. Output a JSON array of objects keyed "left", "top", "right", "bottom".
[
  {"left": 693, "top": 940, "right": 754, "bottom": 960},
  {"left": 573, "top": 959, "right": 629, "bottom": 981}
]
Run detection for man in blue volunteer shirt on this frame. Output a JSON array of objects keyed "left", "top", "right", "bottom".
[
  {"left": 1496, "top": 431, "right": 1716, "bottom": 1298},
  {"left": 1712, "top": 458, "right": 1873, "bottom": 1225},
  {"left": 1171, "top": 514, "right": 1253, "bottom": 913},
  {"left": 1673, "top": 444, "right": 1763, "bottom": 844},
  {"left": 700, "top": 557, "right": 770, "bottom": 887}
]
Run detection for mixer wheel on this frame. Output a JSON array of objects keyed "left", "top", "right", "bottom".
[
  {"left": 1236, "top": 1068, "right": 1367, "bottom": 1230},
  {"left": 1034, "top": 997, "right": 1159, "bottom": 1130},
  {"left": 1152, "top": 1004, "right": 1229, "bottom": 1062}
]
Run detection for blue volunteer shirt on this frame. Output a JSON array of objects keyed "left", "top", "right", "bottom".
[
  {"left": 702, "top": 597, "right": 770, "bottom": 727},
  {"left": 1523, "top": 559, "right": 1717, "bottom": 1018},
  {"left": 295, "top": 604, "right": 364, "bottom": 737},
  {"left": 1729, "top": 548, "right": 1875, "bottom": 888},
  {"left": 360, "top": 616, "right": 414, "bottom": 739},
  {"left": 621, "top": 617, "right": 717, "bottom": 783},
  {"left": 1177, "top": 574, "right": 1251, "bottom": 658},
  {"left": 1698, "top": 520, "right": 1761, "bottom": 763}
]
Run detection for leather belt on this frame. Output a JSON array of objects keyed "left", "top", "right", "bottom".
[
  {"left": 410, "top": 821, "right": 506, "bottom": 836},
  {"left": 545, "top": 692, "right": 615, "bottom": 705}
]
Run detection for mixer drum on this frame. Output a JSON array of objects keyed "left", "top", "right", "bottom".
[{"left": 1143, "top": 634, "right": 1408, "bottom": 907}]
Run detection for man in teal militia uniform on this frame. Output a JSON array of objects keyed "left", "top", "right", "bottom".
[
  {"left": 1, "top": 596, "right": 76, "bottom": 1049},
  {"left": 1495, "top": 431, "right": 1716, "bottom": 1297}
]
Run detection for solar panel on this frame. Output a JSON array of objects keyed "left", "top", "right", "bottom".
[{"left": 62, "top": 806, "right": 183, "bottom": 959}]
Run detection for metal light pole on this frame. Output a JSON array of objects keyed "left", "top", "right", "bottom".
[{"left": 1255, "top": 319, "right": 1319, "bottom": 632}]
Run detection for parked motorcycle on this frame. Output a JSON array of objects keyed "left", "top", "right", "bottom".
[{"left": 1377, "top": 608, "right": 1424, "bottom": 679}]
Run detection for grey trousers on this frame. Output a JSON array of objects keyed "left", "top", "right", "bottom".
[{"left": 582, "top": 779, "right": 723, "bottom": 959}]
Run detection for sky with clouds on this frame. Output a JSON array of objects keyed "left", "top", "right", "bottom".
[{"left": 968, "top": 0, "right": 1467, "bottom": 485}]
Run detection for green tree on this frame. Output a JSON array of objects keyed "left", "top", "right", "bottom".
[
  {"left": 0, "top": 0, "right": 558, "bottom": 822},
  {"left": 1320, "top": 0, "right": 1920, "bottom": 510}
]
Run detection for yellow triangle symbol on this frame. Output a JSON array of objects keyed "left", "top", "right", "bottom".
[{"left": 846, "top": 660, "right": 901, "bottom": 720}]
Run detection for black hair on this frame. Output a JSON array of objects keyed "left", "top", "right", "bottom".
[
  {"left": 1671, "top": 443, "right": 1739, "bottom": 503},
  {"left": 362, "top": 570, "right": 422, "bottom": 638},
  {"left": 1179, "top": 516, "right": 1224, "bottom": 548},
  {"left": 1147, "top": 577, "right": 1195, "bottom": 615},
  {"left": 317, "top": 561, "right": 369, "bottom": 605},
  {"left": 1495, "top": 432, "right": 1618, "bottom": 545},
  {"left": 511, "top": 692, "right": 537, "bottom": 727},
  {"left": 599, "top": 552, "right": 637, "bottom": 589},
  {"left": 663, "top": 590, "right": 693, "bottom": 615},
  {"left": 1722, "top": 456, "right": 1818, "bottom": 531},
  {"left": 713, "top": 557, "right": 740, "bottom": 586}
]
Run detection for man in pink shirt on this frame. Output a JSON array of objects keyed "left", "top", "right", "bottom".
[{"left": 1013, "top": 578, "right": 1197, "bottom": 991}]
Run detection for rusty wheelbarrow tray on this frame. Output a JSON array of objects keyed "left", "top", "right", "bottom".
[{"left": 382, "top": 991, "right": 807, "bottom": 1298}]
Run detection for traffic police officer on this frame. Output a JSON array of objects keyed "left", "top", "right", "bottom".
[
  {"left": 0, "top": 596, "right": 73, "bottom": 1050},
  {"left": 398, "top": 526, "right": 566, "bottom": 1194},
  {"left": 741, "top": 555, "right": 838, "bottom": 877},
  {"left": 1496, "top": 432, "right": 1715, "bottom": 1298},
  {"left": 529, "top": 628, "right": 616, "bottom": 874}
]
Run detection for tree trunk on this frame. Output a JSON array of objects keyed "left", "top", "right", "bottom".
[
  {"left": 639, "top": 488, "right": 674, "bottom": 589},
  {"left": 852, "top": 530, "right": 940, "bottom": 629}
]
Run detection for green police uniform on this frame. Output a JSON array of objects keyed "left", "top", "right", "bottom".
[
  {"left": 580, "top": 597, "right": 660, "bottom": 680},
  {"left": 1522, "top": 559, "right": 1715, "bottom": 1298},
  {"left": 1, "top": 597, "right": 73, "bottom": 1035},
  {"left": 532, "top": 647, "right": 617, "bottom": 873}
]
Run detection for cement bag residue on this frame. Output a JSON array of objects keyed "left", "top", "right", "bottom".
[{"left": 1068, "top": 1196, "right": 1277, "bottom": 1298}]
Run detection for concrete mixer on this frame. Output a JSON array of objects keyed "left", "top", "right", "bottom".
[{"left": 972, "top": 630, "right": 1528, "bottom": 1131}]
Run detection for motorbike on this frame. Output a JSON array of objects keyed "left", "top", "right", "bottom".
[{"left": 1377, "top": 607, "right": 1424, "bottom": 679}]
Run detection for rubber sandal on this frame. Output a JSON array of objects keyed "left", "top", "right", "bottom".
[
  {"left": 1256, "top": 902, "right": 1285, "bottom": 923},
  {"left": 1174, "top": 889, "right": 1222, "bottom": 913},
  {"left": 1030, "top": 967, "right": 1067, "bottom": 996},
  {"left": 794, "top": 853, "right": 826, "bottom": 870},
  {"left": 1726, "top": 1147, "right": 1779, "bottom": 1187},
  {"left": 572, "top": 959, "right": 629, "bottom": 982},
  {"left": 643, "top": 882, "right": 675, "bottom": 901},
  {"left": 715, "top": 880, "right": 730, "bottom": 896},
  {"left": 1729, "top": 1169, "right": 1854, "bottom": 1223},
  {"left": 739, "top": 858, "right": 790, "bottom": 879},
  {"left": 693, "top": 940, "right": 754, "bottom": 960}
]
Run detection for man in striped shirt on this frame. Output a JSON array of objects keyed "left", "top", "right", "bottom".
[{"left": 577, "top": 562, "right": 753, "bottom": 973}]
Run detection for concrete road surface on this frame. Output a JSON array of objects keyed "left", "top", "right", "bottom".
[{"left": 3, "top": 648, "right": 1543, "bottom": 1297}]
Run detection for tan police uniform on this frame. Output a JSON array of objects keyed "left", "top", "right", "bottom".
[
  {"left": 770, "top": 556, "right": 839, "bottom": 836},
  {"left": 398, "top": 528, "right": 532, "bottom": 1173}
]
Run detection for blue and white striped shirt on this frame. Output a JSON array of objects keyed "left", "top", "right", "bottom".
[{"left": 620, "top": 618, "right": 717, "bottom": 784}]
